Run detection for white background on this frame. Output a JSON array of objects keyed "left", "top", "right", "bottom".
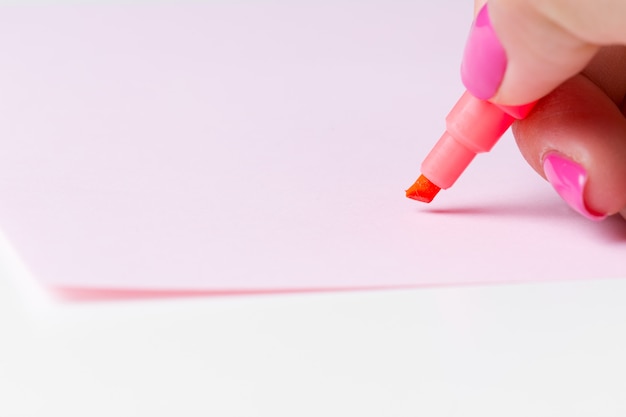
[{"left": 2, "top": 236, "right": 626, "bottom": 417}]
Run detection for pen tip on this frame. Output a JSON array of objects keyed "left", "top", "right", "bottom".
[{"left": 405, "top": 174, "right": 441, "bottom": 203}]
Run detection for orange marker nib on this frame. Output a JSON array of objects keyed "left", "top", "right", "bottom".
[{"left": 405, "top": 174, "right": 441, "bottom": 203}]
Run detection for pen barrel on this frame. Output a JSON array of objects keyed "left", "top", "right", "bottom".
[
  {"left": 421, "top": 131, "right": 476, "bottom": 189},
  {"left": 420, "top": 91, "right": 516, "bottom": 189},
  {"left": 446, "top": 91, "right": 515, "bottom": 153}
]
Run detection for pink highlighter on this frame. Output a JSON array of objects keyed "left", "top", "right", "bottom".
[
  {"left": 406, "top": 3, "right": 536, "bottom": 203},
  {"left": 405, "top": 92, "right": 535, "bottom": 203}
]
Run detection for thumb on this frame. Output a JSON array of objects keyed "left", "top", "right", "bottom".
[{"left": 461, "top": 0, "right": 626, "bottom": 105}]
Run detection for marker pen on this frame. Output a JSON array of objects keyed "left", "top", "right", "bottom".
[
  {"left": 406, "top": 2, "right": 539, "bottom": 203},
  {"left": 405, "top": 91, "right": 535, "bottom": 203}
]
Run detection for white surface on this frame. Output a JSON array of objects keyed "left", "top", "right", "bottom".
[{"left": 2, "top": 239, "right": 626, "bottom": 417}]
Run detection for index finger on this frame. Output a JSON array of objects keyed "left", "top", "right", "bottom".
[{"left": 462, "top": 0, "right": 626, "bottom": 105}]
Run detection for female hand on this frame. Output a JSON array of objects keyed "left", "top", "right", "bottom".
[{"left": 462, "top": 0, "right": 626, "bottom": 220}]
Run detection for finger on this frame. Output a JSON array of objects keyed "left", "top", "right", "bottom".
[
  {"left": 580, "top": 45, "right": 626, "bottom": 105},
  {"left": 513, "top": 75, "right": 626, "bottom": 219},
  {"left": 473, "top": 0, "right": 487, "bottom": 15},
  {"left": 461, "top": 0, "right": 626, "bottom": 105}
]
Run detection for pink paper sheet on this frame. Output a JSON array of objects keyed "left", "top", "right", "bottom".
[{"left": 0, "top": 2, "right": 624, "bottom": 295}]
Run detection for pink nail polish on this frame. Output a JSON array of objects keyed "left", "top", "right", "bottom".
[
  {"left": 461, "top": 3, "right": 507, "bottom": 100},
  {"left": 543, "top": 153, "right": 606, "bottom": 221}
]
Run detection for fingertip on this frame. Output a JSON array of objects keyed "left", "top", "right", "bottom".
[
  {"left": 462, "top": 0, "right": 598, "bottom": 106},
  {"left": 541, "top": 152, "right": 607, "bottom": 221},
  {"left": 513, "top": 76, "right": 626, "bottom": 219}
]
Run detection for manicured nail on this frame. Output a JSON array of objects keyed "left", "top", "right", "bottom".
[
  {"left": 460, "top": 3, "right": 507, "bottom": 100},
  {"left": 543, "top": 153, "right": 606, "bottom": 221}
]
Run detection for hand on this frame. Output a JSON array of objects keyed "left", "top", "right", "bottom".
[{"left": 462, "top": 0, "right": 626, "bottom": 221}]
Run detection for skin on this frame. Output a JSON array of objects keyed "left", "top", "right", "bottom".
[{"left": 473, "top": 0, "right": 626, "bottom": 219}]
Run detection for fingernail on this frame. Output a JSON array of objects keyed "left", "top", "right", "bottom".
[
  {"left": 543, "top": 153, "right": 606, "bottom": 221},
  {"left": 461, "top": 3, "right": 507, "bottom": 100}
]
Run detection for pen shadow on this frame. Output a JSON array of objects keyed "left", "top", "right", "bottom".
[{"left": 419, "top": 199, "right": 626, "bottom": 243}]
